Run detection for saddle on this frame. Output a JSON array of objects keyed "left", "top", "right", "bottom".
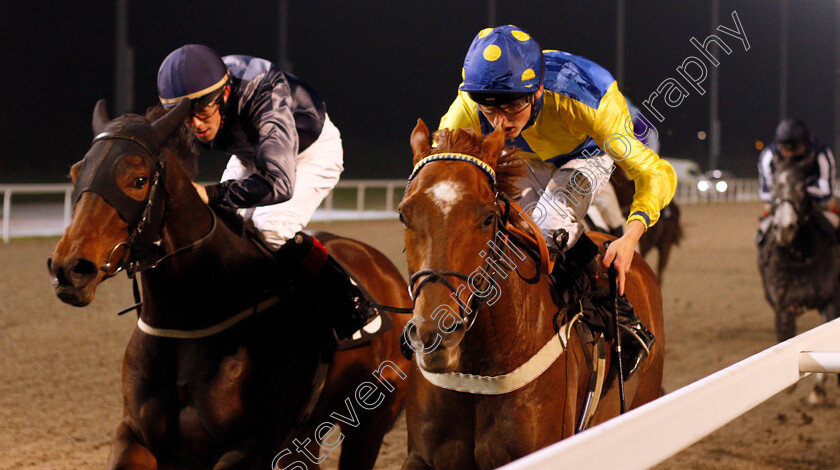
[{"left": 502, "top": 201, "right": 652, "bottom": 382}]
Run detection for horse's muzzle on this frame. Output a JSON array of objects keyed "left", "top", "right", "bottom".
[
  {"left": 407, "top": 318, "right": 465, "bottom": 373},
  {"left": 47, "top": 256, "right": 98, "bottom": 306}
]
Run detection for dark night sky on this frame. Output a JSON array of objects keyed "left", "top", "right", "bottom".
[{"left": 1, "top": 1, "right": 837, "bottom": 182}]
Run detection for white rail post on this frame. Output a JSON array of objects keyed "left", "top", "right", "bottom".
[
  {"left": 64, "top": 187, "right": 73, "bottom": 229},
  {"left": 386, "top": 183, "right": 395, "bottom": 213},
  {"left": 324, "top": 191, "right": 333, "bottom": 222},
  {"left": 356, "top": 183, "right": 366, "bottom": 217},
  {"left": 499, "top": 317, "right": 840, "bottom": 470},
  {"left": 2, "top": 189, "right": 11, "bottom": 243}
]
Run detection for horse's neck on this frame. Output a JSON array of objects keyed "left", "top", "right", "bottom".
[
  {"left": 461, "top": 257, "right": 556, "bottom": 374},
  {"left": 139, "top": 171, "right": 273, "bottom": 327}
]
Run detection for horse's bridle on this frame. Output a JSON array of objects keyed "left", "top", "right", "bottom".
[
  {"left": 771, "top": 155, "right": 815, "bottom": 223},
  {"left": 75, "top": 125, "right": 215, "bottom": 278},
  {"left": 404, "top": 153, "right": 544, "bottom": 331}
]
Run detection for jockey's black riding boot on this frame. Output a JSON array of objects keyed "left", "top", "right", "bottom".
[
  {"left": 559, "top": 233, "right": 655, "bottom": 381},
  {"left": 276, "top": 233, "right": 378, "bottom": 341},
  {"left": 616, "top": 307, "right": 655, "bottom": 381}
]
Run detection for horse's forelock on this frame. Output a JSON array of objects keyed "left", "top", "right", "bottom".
[
  {"left": 432, "top": 128, "right": 526, "bottom": 198},
  {"left": 433, "top": 128, "right": 483, "bottom": 158}
]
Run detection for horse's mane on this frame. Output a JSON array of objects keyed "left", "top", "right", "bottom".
[
  {"left": 142, "top": 105, "right": 251, "bottom": 236},
  {"left": 144, "top": 104, "right": 200, "bottom": 179},
  {"left": 432, "top": 128, "right": 527, "bottom": 198}
]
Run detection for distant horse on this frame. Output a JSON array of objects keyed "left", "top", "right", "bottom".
[
  {"left": 611, "top": 167, "right": 683, "bottom": 285},
  {"left": 757, "top": 153, "right": 840, "bottom": 403},
  {"left": 399, "top": 120, "right": 665, "bottom": 469},
  {"left": 48, "top": 100, "right": 411, "bottom": 469}
]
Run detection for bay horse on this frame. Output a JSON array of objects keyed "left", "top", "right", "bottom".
[
  {"left": 47, "top": 99, "right": 411, "bottom": 469},
  {"left": 611, "top": 167, "right": 683, "bottom": 285},
  {"left": 399, "top": 120, "right": 665, "bottom": 469},
  {"left": 757, "top": 153, "right": 840, "bottom": 403}
]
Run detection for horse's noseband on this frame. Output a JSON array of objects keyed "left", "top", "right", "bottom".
[
  {"left": 404, "top": 152, "right": 511, "bottom": 331},
  {"left": 408, "top": 264, "right": 493, "bottom": 332}
]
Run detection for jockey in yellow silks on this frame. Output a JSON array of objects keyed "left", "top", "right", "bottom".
[{"left": 439, "top": 25, "right": 677, "bottom": 377}]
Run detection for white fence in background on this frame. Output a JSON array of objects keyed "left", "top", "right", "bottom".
[
  {"left": 0, "top": 184, "right": 74, "bottom": 243},
  {"left": 0, "top": 180, "right": 406, "bottom": 242},
  {"left": 0, "top": 177, "right": 800, "bottom": 242},
  {"left": 674, "top": 178, "right": 762, "bottom": 204},
  {"left": 500, "top": 317, "right": 840, "bottom": 470}
]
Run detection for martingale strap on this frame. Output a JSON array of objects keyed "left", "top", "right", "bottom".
[{"left": 408, "top": 153, "right": 497, "bottom": 185}]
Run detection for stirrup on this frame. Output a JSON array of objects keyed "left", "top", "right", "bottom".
[
  {"left": 333, "top": 287, "right": 379, "bottom": 341},
  {"left": 551, "top": 228, "right": 570, "bottom": 253},
  {"left": 616, "top": 310, "right": 655, "bottom": 381},
  {"left": 319, "top": 257, "right": 379, "bottom": 341}
]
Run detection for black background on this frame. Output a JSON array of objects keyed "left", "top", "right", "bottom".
[{"left": 2, "top": 1, "right": 835, "bottom": 182}]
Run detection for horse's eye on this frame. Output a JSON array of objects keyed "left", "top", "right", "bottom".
[
  {"left": 482, "top": 214, "right": 495, "bottom": 227},
  {"left": 398, "top": 211, "right": 406, "bottom": 225},
  {"left": 132, "top": 177, "right": 148, "bottom": 189}
]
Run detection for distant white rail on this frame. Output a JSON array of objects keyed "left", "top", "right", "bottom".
[
  {"left": 0, "top": 180, "right": 406, "bottom": 242},
  {"left": 0, "top": 184, "right": 73, "bottom": 243},
  {"left": 673, "top": 178, "right": 762, "bottom": 204},
  {"left": 3, "top": 177, "right": 814, "bottom": 241},
  {"left": 323, "top": 179, "right": 404, "bottom": 219},
  {"left": 500, "top": 317, "right": 840, "bottom": 470}
]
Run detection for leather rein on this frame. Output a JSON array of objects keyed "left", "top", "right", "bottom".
[{"left": 85, "top": 132, "right": 217, "bottom": 280}]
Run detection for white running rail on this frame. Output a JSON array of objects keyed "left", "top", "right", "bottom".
[
  {"left": 5, "top": 177, "right": 833, "bottom": 242},
  {"left": 500, "top": 317, "right": 840, "bottom": 470},
  {"left": 0, "top": 184, "right": 74, "bottom": 243},
  {"left": 0, "top": 180, "right": 406, "bottom": 242}
]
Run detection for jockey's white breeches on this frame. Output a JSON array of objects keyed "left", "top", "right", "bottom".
[
  {"left": 221, "top": 113, "right": 343, "bottom": 250},
  {"left": 591, "top": 180, "right": 625, "bottom": 234},
  {"left": 517, "top": 155, "right": 614, "bottom": 250}
]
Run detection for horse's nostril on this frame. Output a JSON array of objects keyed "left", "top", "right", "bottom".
[{"left": 72, "top": 259, "right": 98, "bottom": 278}]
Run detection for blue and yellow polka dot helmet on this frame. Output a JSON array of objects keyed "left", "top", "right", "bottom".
[{"left": 460, "top": 25, "right": 544, "bottom": 104}]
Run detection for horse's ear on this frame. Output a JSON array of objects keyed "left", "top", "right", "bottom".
[
  {"left": 151, "top": 98, "right": 190, "bottom": 147},
  {"left": 69, "top": 160, "right": 83, "bottom": 185},
  {"left": 92, "top": 99, "right": 110, "bottom": 135},
  {"left": 410, "top": 119, "right": 432, "bottom": 164},
  {"left": 480, "top": 127, "right": 505, "bottom": 167}
]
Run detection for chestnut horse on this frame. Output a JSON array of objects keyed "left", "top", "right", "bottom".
[
  {"left": 399, "top": 121, "right": 664, "bottom": 469},
  {"left": 48, "top": 100, "right": 411, "bottom": 469}
]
